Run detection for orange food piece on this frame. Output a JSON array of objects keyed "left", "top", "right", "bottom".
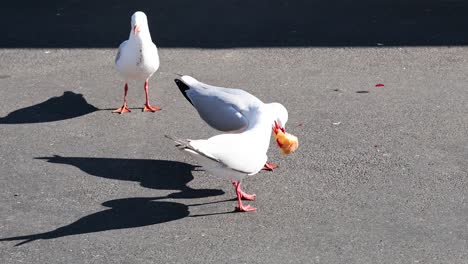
[{"left": 274, "top": 130, "right": 299, "bottom": 154}]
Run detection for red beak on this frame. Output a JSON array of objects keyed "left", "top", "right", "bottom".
[
  {"left": 272, "top": 120, "right": 286, "bottom": 135},
  {"left": 133, "top": 25, "right": 140, "bottom": 35},
  {"left": 272, "top": 121, "right": 286, "bottom": 148}
]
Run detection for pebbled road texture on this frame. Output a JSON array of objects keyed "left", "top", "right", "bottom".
[
  {"left": 1, "top": 1, "right": 468, "bottom": 261},
  {"left": 0, "top": 46, "right": 467, "bottom": 264}
]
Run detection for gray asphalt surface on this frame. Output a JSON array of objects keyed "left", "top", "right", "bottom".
[{"left": 0, "top": 46, "right": 467, "bottom": 263}]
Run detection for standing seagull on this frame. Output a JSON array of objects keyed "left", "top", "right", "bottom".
[
  {"left": 114, "top": 11, "right": 161, "bottom": 113},
  {"left": 174, "top": 75, "right": 287, "bottom": 170},
  {"left": 167, "top": 104, "right": 285, "bottom": 212},
  {"left": 167, "top": 81, "right": 298, "bottom": 212}
]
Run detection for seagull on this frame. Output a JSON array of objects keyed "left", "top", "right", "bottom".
[
  {"left": 113, "top": 11, "right": 161, "bottom": 114},
  {"left": 174, "top": 75, "right": 287, "bottom": 170},
  {"left": 166, "top": 103, "right": 280, "bottom": 212}
]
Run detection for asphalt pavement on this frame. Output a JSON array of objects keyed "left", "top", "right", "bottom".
[{"left": 1, "top": 1, "right": 468, "bottom": 264}]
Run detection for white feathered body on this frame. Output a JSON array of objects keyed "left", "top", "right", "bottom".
[
  {"left": 115, "top": 12, "right": 160, "bottom": 81},
  {"left": 172, "top": 105, "right": 273, "bottom": 182},
  {"left": 115, "top": 39, "right": 159, "bottom": 81}
]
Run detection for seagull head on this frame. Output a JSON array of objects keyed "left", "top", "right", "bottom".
[
  {"left": 131, "top": 11, "right": 148, "bottom": 36},
  {"left": 269, "top": 103, "right": 298, "bottom": 154}
]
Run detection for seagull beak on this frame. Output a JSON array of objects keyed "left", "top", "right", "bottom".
[
  {"left": 272, "top": 121, "right": 279, "bottom": 135},
  {"left": 272, "top": 121, "right": 286, "bottom": 148},
  {"left": 133, "top": 25, "right": 140, "bottom": 35},
  {"left": 272, "top": 120, "right": 286, "bottom": 135}
]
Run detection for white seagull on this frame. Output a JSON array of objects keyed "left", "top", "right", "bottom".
[
  {"left": 168, "top": 76, "right": 298, "bottom": 212},
  {"left": 174, "top": 75, "right": 287, "bottom": 170},
  {"left": 113, "top": 11, "right": 161, "bottom": 113},
  {"left": 166, "top": 105, "right": 276, "bottom": 212}
]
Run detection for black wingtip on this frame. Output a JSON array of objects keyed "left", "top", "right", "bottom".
[{"left": 174, "top": 79, "right": 194, "bottom": 106}]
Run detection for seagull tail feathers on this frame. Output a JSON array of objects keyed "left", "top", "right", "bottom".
[
  {"left": 165, "top": 135, "right": 219, "bottom": 164},
  {"left": 164, "top": 135, "right": 190, "bottom": 149}
]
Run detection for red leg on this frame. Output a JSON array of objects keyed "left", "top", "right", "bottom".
[
  {"left": 143, "top": 80, "right": 161, "bottom": 112},
  {"left": 262, "top": 162, "right": 278, "bottom": 171},
  {"left": 231, "top": 181, "right": 256, "bottom": 201},
  {"left": 113, "top": 83, "right": 131, "bottom": 114},
  {"left": 233, "top": 181, "right": 256, "bottom": 212}
]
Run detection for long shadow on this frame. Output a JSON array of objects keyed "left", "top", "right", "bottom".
[
  {"left": 35, "top": 156, "right": 225, "bottom": 198},
  {"left": 0, "top": 158, "right": 228, "bottom": 246},
  {"left": 0, "top": 196, "right": 238, "bottom": 246},
  {"left": 0, "top": 91, "right": 98, "bottom": 124},
  {"left": 0, "top": 197, "right": 189, "bottom": 246},
  {"left": 3, "top": 0, "right": 468, "bottom": 48}
]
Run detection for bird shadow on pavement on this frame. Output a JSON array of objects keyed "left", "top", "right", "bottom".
[
  {"left": 0, "top": 157, "right": 229, "bottom": 246},
  {"left": 0, "top": 196, "right": 236, "bottom": 246},
  {"left": 0, "top": 197, "right": 189, "bottom": 246},
  {"left": 0, "top": 91, "right": 98, "bottom": 124},
  {"left": 35, "top": 155, "right": 225, "bottom": 199}
]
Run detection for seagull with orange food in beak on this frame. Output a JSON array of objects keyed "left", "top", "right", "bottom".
[
  {"left": 168, "top": 76, "right": 299, "bottom": 212},
  {"left": 166, "top": 103, "right": 297, "bottom": 212},
  {"left": 174, "top": 75, "right": 297, "bottom": 171},
  {"left": 114, "top": 11, "right": 161, "bottom": 113}
]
